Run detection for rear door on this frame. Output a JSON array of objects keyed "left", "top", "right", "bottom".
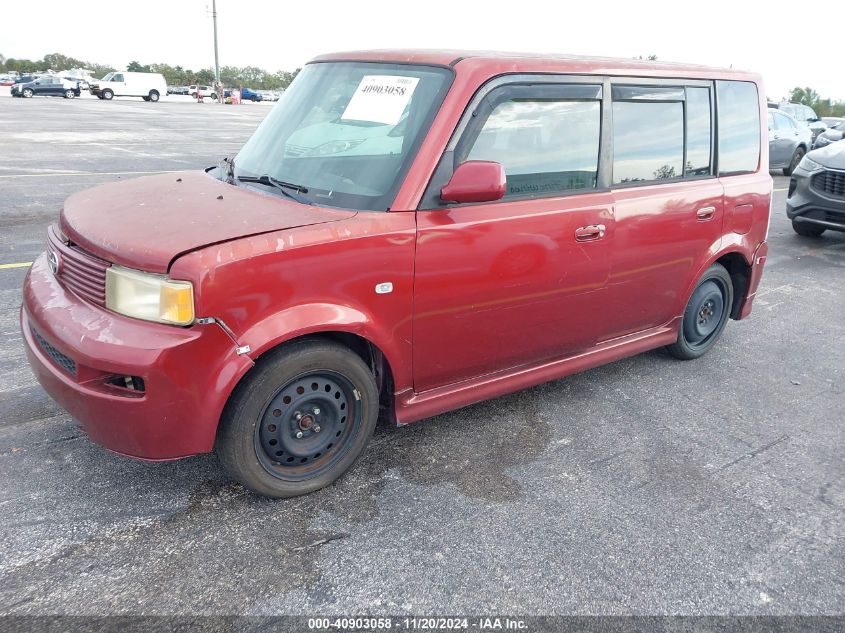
[
  {"left": 413, "top": 78, "right": 613, "bottom": 391},
  {"left": 773, "top": 112, "right": 799, "bottom": 164},
  {"left": 603, "top": 81, "right": 723, "bottom": 339}
]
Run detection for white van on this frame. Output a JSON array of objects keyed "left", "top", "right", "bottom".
[{"left": 90, "top": 72, "right": 167, "bottom": 102}]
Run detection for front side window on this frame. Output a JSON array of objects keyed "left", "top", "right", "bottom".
[
  {"left": 612, "top": 100, "right": 684, "bottom": 183},
  {"left": 234, "top": 62, "right": 452, "bottom": 211},
  {"left": 112, "top": 74, "right": 124, "bottom": 82},
  {"left": 716, "top": 80, "right": 761, "bottom": 175},
  {"left": 465, "top": 97, "right": 601, "bottom": 196}
]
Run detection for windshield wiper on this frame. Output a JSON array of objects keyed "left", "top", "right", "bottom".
[{"left": 236, "top": 174, "right": 310, "bottom": 204}]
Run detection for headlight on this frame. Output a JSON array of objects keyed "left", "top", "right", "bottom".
[
  {"left": 105, "top": 266, "right": 194, "bottom": 326},
  {"left": 815, "top": 136, "right": 832, "bottom": 147},
  {"left": 797, "top": 155, "right": 823, "bottom": 173}
]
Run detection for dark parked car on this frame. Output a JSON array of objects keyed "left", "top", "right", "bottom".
[
  {"left": 223, "top": 87, "right": 263, "bottom": 102},
  {"left": 768, "top": 109, "right": 812, "bottom": 175},
  {"left": 11, "top": 76, "right": 80, "bottom": 99},
  {"left": 812, "top": 120, "right": 845, "bottom": 150},
  {"left": 786, "top": 141, "right": 845, "bottom": 236}
]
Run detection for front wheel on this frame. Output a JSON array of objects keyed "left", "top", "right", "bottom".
[
  {"left": 22, "top": 88, "right": 33, "bottom": 98},
  {"left": 667, "top": 263, "right": 734, "bottom": 360},
  {"left": 216, "top": 339, "right": 379, "bottom": 498},
  {"left": 783, "top": 147, "right": 805, "bottom": 176},
  {"left": 102, "top": 89, "right": 114, "bottom": 100},
  {"left": 64, "top": 89, "right": 75, "bottom": 99},
  {"left": 792, "top": 220, "right": 825, "bottom": 237}
]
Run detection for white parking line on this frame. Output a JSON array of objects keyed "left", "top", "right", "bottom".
[{"left": 0, "top": 170, "right": 180, "bottom": 179}]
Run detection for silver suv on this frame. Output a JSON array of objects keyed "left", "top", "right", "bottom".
[
  {"left": 768, "top": 109, "right": 813, "bottom": 176},
  {"left": 770, "top": 102, "right": 827, "bottom": 143}
]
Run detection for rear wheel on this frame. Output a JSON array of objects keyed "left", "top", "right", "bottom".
[
  {"left": 102, "top": 89, "right": 114, "bottom": 100},
  {"left": 667, "top": 263, "right": 733, "bottom": 360},
  {"left": 216, "top": 339, "right": 379, "bottom": 498},
  {"left": 63, "top": 89, "right": 75, "bottom": 99},
  {"left": 791, "top": 220, "right": 825, "bottom": 237},
  {"left": 148, "top": 90, "right": 159, "bottom": 102},
  {"left": 783, "top": 147, "right": 805, "bottom": 176}
]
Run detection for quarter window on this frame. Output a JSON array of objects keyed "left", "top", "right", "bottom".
[
  {"left": 465, "top": 98, "right": 601, "bottom": 196},
  {"left": 716, "top": 80, "right": 761, "bottom": 175}
]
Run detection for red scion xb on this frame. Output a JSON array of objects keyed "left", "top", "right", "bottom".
[{"left": 21, "top": 50, "right": 771, "bottom": 497}]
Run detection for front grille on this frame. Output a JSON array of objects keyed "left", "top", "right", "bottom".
[
  {"left": 32, "top": 328, "right": 77, "bottom": 376},
  {"left": 48, "top": 227, "right": 109, "bottom": 307},
  {"left": 811, "top": 170, "right": 845, "bottom": 198}
]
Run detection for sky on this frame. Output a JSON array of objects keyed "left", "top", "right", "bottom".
[{"left": 2, "top": 0, "right": 841, "bottom": 101}]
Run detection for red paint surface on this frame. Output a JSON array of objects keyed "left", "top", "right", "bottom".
[{"left": 22, "top": 51, "right": 771, "bottom": 459}]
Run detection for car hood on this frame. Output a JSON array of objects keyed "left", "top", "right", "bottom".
[
  {"left": 809, "top": 140, "right": 845, "bottom": 170},
  {"left": 60, "top": 170, "right": 355, "bottom": 273}
]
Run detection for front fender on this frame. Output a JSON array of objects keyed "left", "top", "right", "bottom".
[{"left": 237, "top": 302, "right": 411, "bottom": 391}]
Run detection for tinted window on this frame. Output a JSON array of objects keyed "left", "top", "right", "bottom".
[
  {"left": 716, "top": 80, "right": 760, "bottom": 175},
  {"left": 466, "top": 98, "right": 601, "bottom": 196},
  {"left": 774, "top": 112, "right": 794, "bottom": 130},
  {"left": 613, "top": 100, "right": 684, "bottom": 183},
  {"left": 686, "top": 87, "right": 711, "bottom": 176}
]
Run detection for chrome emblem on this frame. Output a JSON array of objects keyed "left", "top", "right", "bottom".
[{"left": 48, "top": 250, "right": 61, "bottom": 276}]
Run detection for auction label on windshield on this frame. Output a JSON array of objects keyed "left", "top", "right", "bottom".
[{"left": 341, "top": 75, "right": 420, "bottom": 125}]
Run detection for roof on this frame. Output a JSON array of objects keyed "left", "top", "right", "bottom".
[{"left": 310, "top": 49, "right": 757, "bottom": 80}]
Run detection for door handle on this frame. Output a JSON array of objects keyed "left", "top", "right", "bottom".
[
  {"left": 575, "top": 224, "right": 606, "bottom": 242},
  {"left": 696, "top": 206, "right": 716, "bottom": 221}
]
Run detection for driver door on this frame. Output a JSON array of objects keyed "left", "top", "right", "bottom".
[{"left": 413, "top": 80, "right": 613, "bottom": 392}]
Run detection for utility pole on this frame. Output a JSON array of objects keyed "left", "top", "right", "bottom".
[{"left": 212, "top": 0, "right": 220, "bottom": 93}]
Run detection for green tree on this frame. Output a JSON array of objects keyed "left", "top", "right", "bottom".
[{"left": 127, "top": 60, "right": 152, "bottom": 73}]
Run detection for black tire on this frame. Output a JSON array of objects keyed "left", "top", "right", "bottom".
[
  {"left": 783, "top": 147, "right": 805, "bottom": 176},
  {"left": 667, "top": 263, "right": 733, "bottom": 361},
  {"left": 22, "top": 88, "right": 33, "bottom": 98},
  {"left": 102, "top": 89, "right": 114, "bottom": 100},
  {"left": 148, "top": 90, "right": 159, "bottom": 102},
  {"left": 190, "top": 92, "right": 197, "bottom": 99},
  {"left": 64, "top": 89, "right": 75, "bottom": 99},
  {"left": 211, "top": 93, "right": 218, "bottom": 101},
  {"left": 216, "top": 339, "right": 379, "bottom": 498},
  {"left": 791, "top": 220, "right": 825, "bottom": 237}
]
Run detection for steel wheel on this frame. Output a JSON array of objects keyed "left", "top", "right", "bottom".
[
  {"left": 216, "top": 338, "right": 379, "bottom": 498},
  {"left": 255, "top": 371, "right": 358, "bottom": 482},
  {"left": 667, "top": 263, "right": 734, "bottom": 360},
  {"left": 682, "top": 280, "right": 725, "bottom": 348}
]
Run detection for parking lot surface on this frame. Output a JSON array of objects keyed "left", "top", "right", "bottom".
[{"left": 0, "top": 96, "right": 842, "bottom": 616}]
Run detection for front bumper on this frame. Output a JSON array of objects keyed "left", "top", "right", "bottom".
[
  {"left": 786, "top": 167, "right": 845, "bottom": 232},
  {"left": 21, "top": 252, "right": 253, "bottom": 459}
]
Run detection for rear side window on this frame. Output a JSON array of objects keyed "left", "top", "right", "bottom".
[
  {"left": 465, "top": 97, "right": 601, "bottom": 197},
  {"left": 685, "top": 87, "right": 712, "bottom": 176},
  {"left": 716, "top": 80, "right": 760, "bottom": 175},
  {"left": 773, "top": 112, "right": 794, "bottom": 130},
  {"left": 612, "top": 94, "right": 684, "bottom": 183}
]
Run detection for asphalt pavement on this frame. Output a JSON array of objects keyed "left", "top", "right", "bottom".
[{"left": 0, "top": 94, "right": 842, "bottom": 616}]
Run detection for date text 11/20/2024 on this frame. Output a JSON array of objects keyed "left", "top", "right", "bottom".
[{"left": 307, "top": 617, "right": 528, "bottom": 630}]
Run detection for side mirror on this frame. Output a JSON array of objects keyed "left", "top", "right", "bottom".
[{"left": 440, "top": 160, "right": 506, "bottom": 204}]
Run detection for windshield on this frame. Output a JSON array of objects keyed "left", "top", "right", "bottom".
[
  {"left": 234, "top": 61, "right": 452, "bottom": 211},
  {"left": 101, "top": 72, "right": 114, "bottom": 82}
]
